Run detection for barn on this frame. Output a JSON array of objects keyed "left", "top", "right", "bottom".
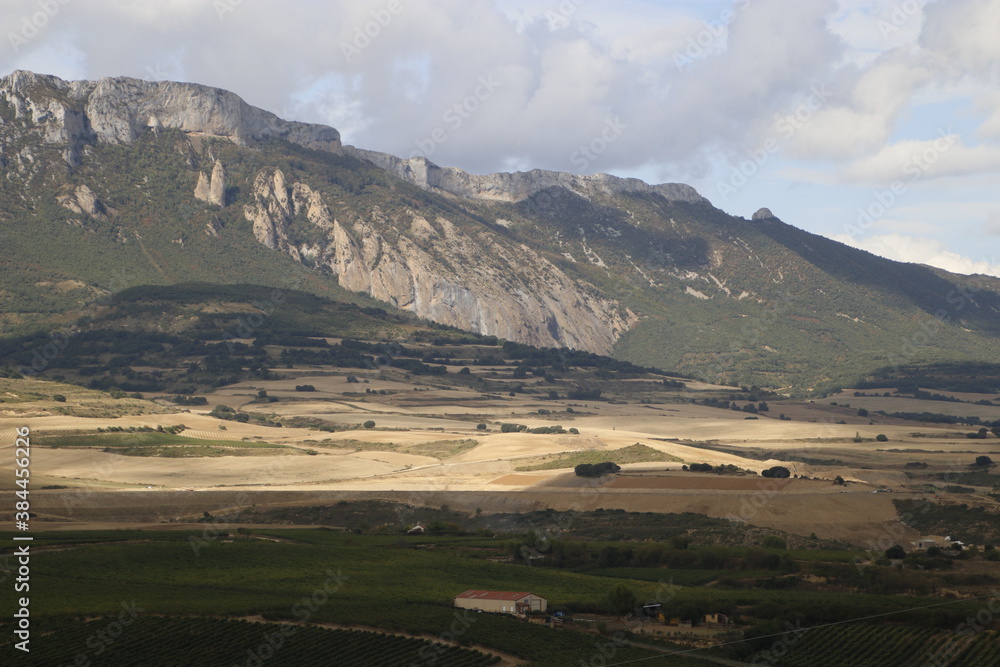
[{"left": 454, "top": 590, "right": 547, "bottom": 615}]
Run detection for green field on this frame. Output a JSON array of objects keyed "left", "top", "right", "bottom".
[
  {"left": 3, "top": 529, "right": 999, "bottom": 666},
  {"left": 34, "top": 431, "right": 293, "bottom": 457},
  {"left": 1, "top": 617, "right": 499, "bottom": 666},
  {"left": 515, "top": 443, "right": 683, "bottom": 471},
  {"left": 752, "top": 623, "right": 1000, "bottom": 667}
]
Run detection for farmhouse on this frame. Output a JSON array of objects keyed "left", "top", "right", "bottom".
[{"left": 454, "top": 590, "right": 547, "bottom": 615}]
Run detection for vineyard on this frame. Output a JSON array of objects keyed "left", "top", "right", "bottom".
[
  {"left": 0, "top": 617, "right": 499, "bottom": 666},
  {"left": 763, "top": 623, "right": 1000, "bottom": 666},
  {"left": 3, "top": 528, "right": 1000, "bottom": 666}
]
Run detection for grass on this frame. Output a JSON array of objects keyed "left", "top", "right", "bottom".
[
  {"left": 34, "top": 430, "right": 295, "bottom": 457},
  {"left": 515, "top": 443, "right": 682, "bottom": 471}
]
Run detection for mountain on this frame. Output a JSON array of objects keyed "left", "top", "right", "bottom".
[{"left": 2, "top": 69, "right": 999, "bottom": 394}]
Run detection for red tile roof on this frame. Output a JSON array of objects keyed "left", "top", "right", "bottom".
[{"left": 455, "top": 590, "right": 538, "bottom": 601}]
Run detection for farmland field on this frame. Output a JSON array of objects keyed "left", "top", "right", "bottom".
[{"left": 4, "top": 334, "right": 1000, "bottom": 664}]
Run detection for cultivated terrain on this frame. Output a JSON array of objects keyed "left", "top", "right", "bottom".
[{"left": 4, "top": 70, "right": 1000, "bottom": 665}]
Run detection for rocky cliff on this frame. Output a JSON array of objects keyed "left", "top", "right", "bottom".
[
  {"left": 0, "top": 70, "right": 341, "bottom": 169},
  {"left": 243, "top": 169, "right": 636, "bottom": 352},
  {"left": 5, "top": 70, "right": 1000, "bottom": 391},
  {"left": 345, "top": 146, "right": 705, "bottom": 204}
]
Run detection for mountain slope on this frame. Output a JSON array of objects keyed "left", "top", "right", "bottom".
[{"left": 2, "top": 70, "right": 999, "bottom": 393}]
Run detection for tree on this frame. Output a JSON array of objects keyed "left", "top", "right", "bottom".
[
  {"left": 761, "top": 466, "right": 790, "bottom": 479},
  {"left": 603, "top": 584, "right": 637, "bottom": 620},
  {"left": 833, "top": 475, "right": 845, "bottom": 486},
  {"left": 363, "top": 420, "right": 376, "bottom": 429},
  {"left": 52, "top": 394, "right": 66, "bottom": 402},
  {"left": 346, "top": 375, "right": 359, "bottom": 383},
  {"left": 459, "top": 367, "right": 471, "bottom": 375},
  {"left": 575, "top": 462, "right": 621, "bottom": 478},
  {"left": 975, "top": 456, "right": 993, "bottom": 467},
  {"left": 876, "top": 434, "right": 888, "bottom": 442},
  {"left": 476, "top": 423, "right": 487, "bottom": 430},
  {"left": 857, "top": 408, "right": 869, "bottom": 418},
  {"left": 257, "top": 389, "right": 268, "bottom": 398},
  {"left": 885, "top": 545, "right": 906, "bottom": 559}
]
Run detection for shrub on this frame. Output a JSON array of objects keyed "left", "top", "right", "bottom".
[
  {"left": 762, "top": 536, "right": 786, "bottom": 549},
  {"left": 363, "top": 420, "right": 376, "bottom": 429},
  {"left": 886, "top": 545, "right": 906, "bottom": 559},
  {"left": 876, "top": 434, "right": 888, "bottom": 442},
  {"left": 52, "top": 394, "right": 66, "bottom": 402},
  {"left": 295, "top": 385, "right": 315, "bottom": 392},
  {"left": 575, "top": 462, "right": 621, "bottom": 477},
  {"left": 476, "top": 423, "right": 487, "bottom": 430},
  {"left": 569, "top": 428, "right": 579, "bottom": 434},
  {"left": 172, "top": 395, "right": 208, "bottom": 406}
]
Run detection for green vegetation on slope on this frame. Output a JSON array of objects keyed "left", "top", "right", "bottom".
[{"left": 516, "top": 443, "right": 682, "bottom": 471}]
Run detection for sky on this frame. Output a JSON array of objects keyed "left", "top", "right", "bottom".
[{"left": 2, "top": 0, "right": 999, "bottom": 276}]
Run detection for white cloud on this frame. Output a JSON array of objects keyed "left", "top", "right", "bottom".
[
  {"left": 0, "top": 0, "right": 997, "bottom": 275},
  {"left": 833, "top": 232, "right": 1000, "bottom": 276},
  {"left": 841, "top": 136, "right": 1000, "bottom": 184}
]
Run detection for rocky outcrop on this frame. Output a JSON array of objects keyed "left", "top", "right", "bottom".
[
  {"left": 244, "top": 169, "right": 636, "bottom": 352},
  {"left": 194, "top": 160, "right": 228, "bottom": 207},
  {"left": 0, "top": 70, "right": 341, "bottom": 158},
  {"left": 345, "top": 147, "right": 706, "bottom": 205},
  {"left": 209, "top": 160, "right": 226, "bottom": 207},
  {"left": 194, "top": 172, "right": 211, "bottom": 203},
  {"left": 57, "top": 184, "right": 107, "bottom": 220},
  {"left": 752, "top": 208, "right": 775, "bottom": 220}
]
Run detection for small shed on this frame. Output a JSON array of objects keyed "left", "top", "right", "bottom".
[{"left": 454, "top": 590, "right": 547, "bottom": 615}]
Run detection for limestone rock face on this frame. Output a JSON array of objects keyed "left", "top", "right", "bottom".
[
  {"left": 752, "top": 208, "right": 775, "bottom": 221},
  {"left": 208, "top": 160, "right": 226, "bottom": 207},
  {"left": 244, "top": 169, "right": 636, "bottom": 352},
  {"left": 194, "top": 172, "right": 211, "bottom": 203},
  {"left": 345, "top": 147, "right": 706, "bottom": 205},
  {"left": 0, "top": 70, "right": 342, "bottom": 157},
  {"left": 57, "top": 184, "right": 107, "bottom": 220},
  {"left": 194, "top": 160, "right": 228, "bottom": 207}
]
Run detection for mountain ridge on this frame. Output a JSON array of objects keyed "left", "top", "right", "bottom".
[{"left": 2, "top": 69, "right": 999, "bottom": 394}]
